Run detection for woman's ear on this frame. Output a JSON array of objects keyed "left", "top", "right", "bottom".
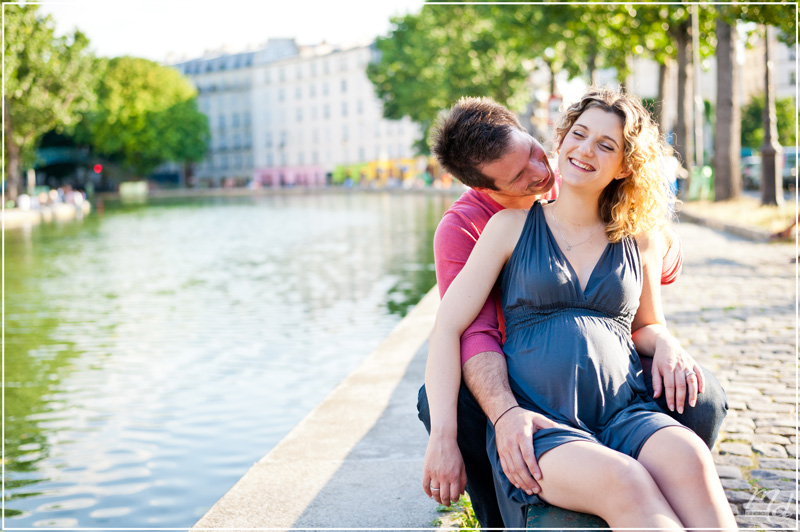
[{"left": 616, "top": 166, "right": 632, "bottom": 180}]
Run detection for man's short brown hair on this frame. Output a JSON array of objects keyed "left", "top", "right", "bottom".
[{"left": 430, "top": 97, "right": 525, "bottom": 190}]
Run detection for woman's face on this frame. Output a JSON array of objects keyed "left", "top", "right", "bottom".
[{"left": 557, "top": 107, "right": 630, "bottom": 193}]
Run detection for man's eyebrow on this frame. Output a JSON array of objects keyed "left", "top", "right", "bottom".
[
  {"left": 511, "top": 143, "right": 533, "bottom": 182},
  {"left": 574, "top": 123, "right": 620, "bottom": 148}
]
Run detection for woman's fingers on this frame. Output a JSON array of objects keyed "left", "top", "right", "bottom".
[
  {"left": 674, "top": 366, "right": 688, "bottom": 414},
  {"left": 686, "top": 369, "right": 699, "bottom": 408}
]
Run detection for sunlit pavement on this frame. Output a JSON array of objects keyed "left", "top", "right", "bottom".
[{"left": 663, "top": 221, "right": 797, "bottom": 528}]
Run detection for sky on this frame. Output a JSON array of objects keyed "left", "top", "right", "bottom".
[{"left": 26, "top": 0, "right": 425, "bottom": 63}]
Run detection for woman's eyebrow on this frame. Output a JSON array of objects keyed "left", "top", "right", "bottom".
[{"left": 574, "top": 122, "right": 620, "bottom": 148}]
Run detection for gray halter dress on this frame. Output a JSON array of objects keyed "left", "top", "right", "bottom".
[{"left": 487, "top": 201, "right": 685, "bottom": 506}]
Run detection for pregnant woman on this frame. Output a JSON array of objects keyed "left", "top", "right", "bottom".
[{"left": 423, "top": 87, "right": 736, "bottom": 529}]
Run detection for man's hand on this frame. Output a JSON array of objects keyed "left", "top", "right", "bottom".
[
  {"left": 494, "top": 406, "right": 559, "bottom": 495},
  {"left": 650, "top": 334, "right": 705, "bottom": 414},
  {"left": 422, "top": 434, "right": 467, "bottom": 507}
]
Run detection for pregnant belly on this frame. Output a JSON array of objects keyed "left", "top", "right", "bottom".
[{"left": 503, "top": 314, "right": 640, "bottom": 429}]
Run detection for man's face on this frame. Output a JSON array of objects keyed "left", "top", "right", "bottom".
[{"left": 477, "top": 128, "right": 555, "bottom": 199}]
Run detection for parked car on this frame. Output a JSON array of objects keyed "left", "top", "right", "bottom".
[
  {"left": 783, "top": 146, "right": 797, "bottom": 189},
  {"left": 741, "top": 155, "right": 762, "bottom": 190}
]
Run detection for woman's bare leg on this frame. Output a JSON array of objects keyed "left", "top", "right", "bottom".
[
  {"left": 536, "top": 440, "right": 683, "bottom": 530},
  {"left": 638, "top": 427, "right": 737, "bottom": 530}
]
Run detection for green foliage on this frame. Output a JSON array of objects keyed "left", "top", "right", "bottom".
[
  {"left": 83, "top": 56, "right": 209, "bottom": 176},
  {"left": 437, "top": 494, "right": 480, "bottom": 530},
  {"left": 741, "top": 95, "right": 798, "bottom": 148},
  {"left": 3, "top": 4, "right": 99, "bottom": 169},
  {"left": 367, "top": 3, "right": 722, "bottom": 154}
]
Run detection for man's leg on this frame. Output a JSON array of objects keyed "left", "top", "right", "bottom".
[
  {"left": 417, "top": 383, "right": 505, "bottom": 528},
  {"left": 639, "top": 358, "right": 728, "bottom": 448}
]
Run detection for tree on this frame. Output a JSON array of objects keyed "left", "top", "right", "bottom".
[
  {"left": 741, "top": 96, "right": 797, "bottom": 149},
  {"left": 3, "top": 5, "right": 99, "bottom": 202},
  {"left": 713, "top": 8, "right": 741, "bottom": 201},
  {"left": 83, "top": 56, "right": 209, "bottom": 177}
]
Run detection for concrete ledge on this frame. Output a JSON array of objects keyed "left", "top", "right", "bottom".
[
  {"left": 192, "top": 287, "right": 441, "bottom": 530},
  {"left": 677, "top": 209, "right": 772, "bottom": 243},
  {"left": 3, "top": 202, "right": 91, "bottom": 230}
]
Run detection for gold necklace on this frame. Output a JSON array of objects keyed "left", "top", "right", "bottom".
[{"left": 549, "top": 206, "right": 602, "bottom": 251}]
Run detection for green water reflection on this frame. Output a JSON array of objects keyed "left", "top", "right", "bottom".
[{"left": 4, "top": 190, "right": 455, "bottom": 527}]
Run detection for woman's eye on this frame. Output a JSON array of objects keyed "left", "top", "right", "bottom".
[{"left": 600, "top": 144, "right": 613, "bottom": 151}]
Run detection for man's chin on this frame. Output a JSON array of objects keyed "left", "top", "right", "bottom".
[{"left": 528, "top": 175, "right": 555, "bottom": 195}]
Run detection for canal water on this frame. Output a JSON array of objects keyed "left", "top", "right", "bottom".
[{"left": 5, "top": 191, "right": 455, "bottom": 528}]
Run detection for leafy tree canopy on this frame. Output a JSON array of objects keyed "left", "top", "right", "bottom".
[
  {"left": 741, "top": 95, "right": 798, "bottom": 149},
  {"left": 83, "top": 56, "right": 209, "bottom": 176},
  {"left": 3, "top": 4, "right": 99, "bottom": 170}
]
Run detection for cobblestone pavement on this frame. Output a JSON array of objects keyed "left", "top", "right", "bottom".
[{"left": 663, "top": 221, "right": 797, "bottom": 529}]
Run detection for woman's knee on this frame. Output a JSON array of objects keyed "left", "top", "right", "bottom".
[{"left": 600, "top": 456, "right": 666, "bottom": 514}]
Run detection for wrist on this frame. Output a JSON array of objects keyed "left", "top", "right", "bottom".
[{"left": 429, "top": 423, "right": 458, "bottom": 440}]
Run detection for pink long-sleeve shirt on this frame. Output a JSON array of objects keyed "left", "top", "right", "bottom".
[{"left": 433, "top": 181, "right": 683, "bottom": 366}]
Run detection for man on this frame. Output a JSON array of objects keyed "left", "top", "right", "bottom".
[{"left": 416, "top": 97, "right": 728, "bottom": 527}]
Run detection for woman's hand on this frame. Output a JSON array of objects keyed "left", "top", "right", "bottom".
[
  {"left": 650, "top": 333, "right": 705, "bottom": 414},
  {"left": 422, "top": 434, "right": 467, "bottom": 507}
]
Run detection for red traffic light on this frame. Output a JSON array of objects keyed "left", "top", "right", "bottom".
[{"left": 94, "top": 164, "right": 103, "bottom": 174}]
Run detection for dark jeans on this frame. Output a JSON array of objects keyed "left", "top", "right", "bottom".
[{"left": 416, "top": 361, "right": 728, "bottom": 529}]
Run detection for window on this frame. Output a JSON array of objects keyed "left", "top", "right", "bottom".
[
  {"left": 296, "top": 86, "right": 302, "bottom": 99},
  {"left": 279, "top": 67, "right": 285, "bottom": 82},
  {"left": 341, "top": 79, "right": 347, "bottom": 92},
  {"left": 342, "top": 125, "right": 349, "bottom": 140},
  {"left": 267, "top": 153, "right": 273, "bottom": 166},
  {"left": 266, "top": 132, "right": 272, "bottom": 147},
  {"left": 280, "top": 130, "right": 287, "bottom": 147},
  {"left": 323, "top": 104, "right": 330, "bottom": 119},
  {"left": 342, "top": 102, "right": 348, "bottom": 116},
  {"left": 298, "top": 152, "right": 305, "bottom": 165},
  {"left": 297, "top": 108, "right": 303, "bottom": 122},
  {"left": 312, "top": 151, "right": 318, "bottom": 164},
  {"left": 312, "top": 129, "right": 319, "bottom": 143},
  {"left": 278, "top": 88, "right": 285, "bottom": 102},
  {"left": 358, "top": 147, "right": 365, "bottom": 161},
  {"left": 357, "top": 100, "right": 363, "bottom": 114},
  {"left": 309, "top": 84, "right": 316, "bottom": 98},
  {"left": 296, "top": 65, "right": 303, "bottom": 79},
  {"left": 324, "top": 60, "right": 330, "bottom": 75},
  {"left": 233, "top": 114, "right": 240, "bottom": 127},
  {"left": 791, "top": 71, "right": 796, "bottom": 85},
  {"left": 219, "top": 115, "right": 226, "bottom": 129},
  {"left": 322, "top": 82, "right": 329, "bottom": 96}
]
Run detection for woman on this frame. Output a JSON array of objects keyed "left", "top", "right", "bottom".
[{"left": 423, "top": 88, "right": 736, "bottom": 529}]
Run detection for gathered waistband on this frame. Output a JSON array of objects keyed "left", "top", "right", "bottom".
[{"left": 504, "top": 303, "right": 632, "bottom": 336}]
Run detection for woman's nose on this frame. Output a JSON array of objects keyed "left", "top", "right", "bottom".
[{"left": 577, "top": 140, "right": 593, "bottom": 157}]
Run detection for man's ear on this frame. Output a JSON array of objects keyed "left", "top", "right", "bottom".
[{"left": 473, "top": 186, "right": 493, "bottom": 194}]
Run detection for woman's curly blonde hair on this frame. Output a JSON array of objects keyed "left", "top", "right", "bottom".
[{"left": 553, "top": 87, "right": 673, "bottom": 243}]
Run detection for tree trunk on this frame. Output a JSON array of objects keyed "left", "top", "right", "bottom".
[
  {"left": 3, "top": 95, "right": 20, "bottom": 204},
  {"left": 674, "top": 21, "right": 694, "bottom": 171},
  {"left": 760, "top": 25, "right": 784, "bottom": 206},
  {"left": 656, "top": 61, "right": 669, "bottom": 135},
  {"left": 713, "top": 14, "right": 741, "bottom": 201},
  {"left": 587, "top": 48, "right": 597, "bottom": 85}
]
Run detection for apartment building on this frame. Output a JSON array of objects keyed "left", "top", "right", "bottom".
[{"left": 172, "top": 39, "right": 421, "bottom": 187}]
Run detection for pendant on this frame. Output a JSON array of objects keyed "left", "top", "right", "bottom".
[{"left": 566, "top": 245, "right": 572, "bottom": 251}]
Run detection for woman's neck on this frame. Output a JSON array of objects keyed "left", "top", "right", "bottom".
[{"left": 551, "top": 187, "right": 601, "bottom": 227}]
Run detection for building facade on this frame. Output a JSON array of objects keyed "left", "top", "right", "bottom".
[{"left": 172, "top": 39, "right": 421, "bottom": 187}]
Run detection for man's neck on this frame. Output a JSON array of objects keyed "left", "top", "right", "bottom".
[{"left": 484, "top": 190, "right": 538, "bottom": 210}]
